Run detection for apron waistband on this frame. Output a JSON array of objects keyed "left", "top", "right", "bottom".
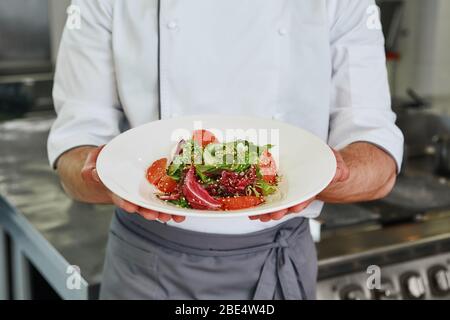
[{"left": 115, "top": 208, "right": 307, "bottom": 253}]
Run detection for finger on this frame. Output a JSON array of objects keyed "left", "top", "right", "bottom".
[
  {"left": 89, "top": 144, "right": 106, "bottom": 163},
  {"left": 83, "top": 146, "right": 104, "bottom": 170},
  {"left": 339, "top": 161, "right": 350, "bottom": 182},
  {"left": 288, "top": 203, "right": 308, "bottom": 213},
  {"left": 269, "top": 209, "right": 288, "bottom": 220},
  {"left": 172, "top": 215, "right": 186, "bottom": 223},
  {"left": 110, "top": 193, "right": 138, "bottom": 213},
  {"left": 137, "top": 207, "right": 159, "bottom": 220},
  {"left": 81, "top": 165, "right": 96, "bottom": 183},
  {"left": 141, "top": 212, "right": 158, "bottom": 220},
  {"left": 259, "top": 214, "right": 272, "bottom": 222},
  {"left": 251, "top": 214, "right": 266, "bottom": 220},
  {"left": 334, "top": 163, "right": 349, "bottom": 183},
  {"left": 158, "top": 213, "right": 172, "bottom": 222},
  {"left": 249, "top": 215, "right": 260, "bottom": 220},
  {"left": 331, "top": 149, "right": 349, "bottom": 183},
  {"left": 332, "top": 167, "right": 341, "bottom": 183},
  {"left": 81, "top": 145, "right": 106, "bottom": 183},
  {"left": 335, "top": 158, "right": 345, "bottom": 181},
  {"left": 92, "top": 168, "right": 101, "bottom": 183}
]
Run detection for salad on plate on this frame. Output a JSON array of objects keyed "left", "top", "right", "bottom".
[{"left": 146, "top": 130, "right": 281, "bottom": 211}]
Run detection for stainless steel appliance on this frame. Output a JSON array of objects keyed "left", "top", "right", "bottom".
[
  {"left": 318, "top": 253, "right": 450, "bottom": 300},
  {"left": 316, "top": 110, "right": 450, "bottom": 300},
  {"left": 0, "top": 0, "right": 54, "bottom": 118},
  {"left": 317, "top": 227, "right": 450, "bottom": 300},
  {"left": 0, "top": 0, "right": 52, "bottom": 75}
]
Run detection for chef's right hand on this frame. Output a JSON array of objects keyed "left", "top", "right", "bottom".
[{"left": 81, "top": 146, "right": 185, "bottom": 223}]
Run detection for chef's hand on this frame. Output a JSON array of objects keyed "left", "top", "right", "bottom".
[
  {"left": 250, "top": 148, "right": 350, "bottom": 222},
  {"left": 81, "top": 146, "right": 185, "bottom": 223}
]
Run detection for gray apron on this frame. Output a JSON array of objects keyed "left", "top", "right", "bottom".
[{"left": 99, "top": 209, "right": 318, "bottom": 300}]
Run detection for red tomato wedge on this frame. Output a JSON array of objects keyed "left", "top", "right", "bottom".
[
  {"left": 218, "top": 196, "right": 264, "bottom": 210},
  {"left": 259, "top": 150, "right": 277, "bottom": 184},
  {"left": 146, "top": 158, "right": 168, "bottom": 185},
  {"left": 157, "top": 175, "right": 178, "bottom": 193},
  {"left": 192, "top": 129, "right": 218, "bottom": 148}
]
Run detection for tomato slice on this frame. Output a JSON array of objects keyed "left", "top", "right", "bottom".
[
  {"left": 218, "top": 196, "right": 264, "bottom": 210},
  {"left": 157, "top": 175, "right": 178, "bottom": 193},
  {"left": 192, "top": 129, "right": 218, "bottom": 148},
  {"left": 259, "top": 150, "right": 277, "bottom": 184},
  {"left": 147, "top": 158, "right": 168, "bottom": 185}
]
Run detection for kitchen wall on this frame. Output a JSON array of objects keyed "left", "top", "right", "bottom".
[
  {"left": 433, "top": 1, "right": 450, "bottom": 99},
  {"left": 394, "top": 0, "right": 450, "bottom": 112},
  {"left": 48, "top": 0, "right": 70, "bottom": 65}
]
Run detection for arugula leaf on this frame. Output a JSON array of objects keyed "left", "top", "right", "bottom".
[
  {"left": 194, "top": 165, "right": 214, "bottom": 184},
  {"left": 167, "top": 162, "right": 182, "bottom": 180},
  {"left": 167, "top": 139, "right": 203, "bottom": 180},
  {"left": 195, "top": 163, "right": 250, "bottom": 175},
  {"left": 258, "top": 144, "right": 274, "bottom": 156},
  {"left": 168, "top": 197, "right": 190, "bottom": 208},
  {"left": 166, "top": 138, "right": 273, "bottom": 181},
  {"left": 256, "top": 179, "right": 278, "bottom": 196}
]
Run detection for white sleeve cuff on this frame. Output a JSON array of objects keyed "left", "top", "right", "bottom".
[{"left": 330, "top": 129, "right": 404, "bottom": 174}]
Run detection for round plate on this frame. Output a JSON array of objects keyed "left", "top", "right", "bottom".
[{"left": 96, "top": 115, "right": 336, "bottom": 217}]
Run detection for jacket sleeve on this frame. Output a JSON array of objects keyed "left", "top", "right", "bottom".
[
  {"left": 327, "top": 0, "right": 404, "bottom": 172},
  {"left": 47, "top": 0, "right": 122, "bottom": 168}
]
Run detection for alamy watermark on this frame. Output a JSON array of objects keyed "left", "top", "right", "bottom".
[
  {"left": 66, "top": 5, "right": 82, "bottom": 30},
  {"left": 366, "top": 5, "right": 382, "bottom": 30},
  {"left": 170, "top": 120, "right": 280, "bottom": 170},
  {"left": 366, "top": 265, "right": 381, "bottom": 290},
  {"left": 66, "top": 265, "right": 83, "bottom": 290}
]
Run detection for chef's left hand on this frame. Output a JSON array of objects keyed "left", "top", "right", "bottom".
[{"left": 250, "top": 148, "right": 350, "bottom": 222}]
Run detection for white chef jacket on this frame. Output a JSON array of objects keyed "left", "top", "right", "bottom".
[{"left": 48, "top": 0, "right": 404, "bottom": 234}]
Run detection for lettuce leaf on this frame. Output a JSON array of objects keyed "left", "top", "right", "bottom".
[{"left": 256, "top": 179, "right": 278, "bottom": 196}]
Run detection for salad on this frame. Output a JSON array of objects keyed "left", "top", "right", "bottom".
[{"left": 146, "top": 129, "right": 280, "bottom": 210}]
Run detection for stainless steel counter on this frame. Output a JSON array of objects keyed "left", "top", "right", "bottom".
[
  {"left": 317, "top": 212, "right": 450, "bottom": 267},
  {"left": 0, "top": 112, "right": 112, "bottom": 299}
]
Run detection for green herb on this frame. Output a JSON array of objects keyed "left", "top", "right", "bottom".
[
  {"left": 168, "top": 197, "right": 190, "bottom": 208},
  {"left": 256, "top": 179, "right": 278, "bottom": 196},
  {"left": 166, "top": 139, "right": 274, "bottom": 181},
  {"left": 246, "top": 185, "right": 261, "bottom": 197},
  {"left": 195, "top": 163, "right": 251, "bottom": 175},
  {"left": 256, "top": 166, "right": 263, "bottom": 179},
  {"left": 167, "top": 162, "right": 182, "bottom": 180},
  {"left": 194, "top": 165, "right": 214, "bottom": 184},
  {"left": 258, "top": 144, "right": 274, "bottom": 155},
  {"left": 167, "top": 139, "right": 202, "bottom": 180}
]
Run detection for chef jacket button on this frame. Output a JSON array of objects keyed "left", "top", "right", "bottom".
[
  {"left": 278, "top": 28, "right": 288, "bottom": 36},
  {"left": 167, "top": 21, "right": 178, "bottom": 30}
]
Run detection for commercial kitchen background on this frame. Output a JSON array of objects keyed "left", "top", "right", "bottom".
[{"left": 0, "top": 0, "right": 449, "bottom": 300}]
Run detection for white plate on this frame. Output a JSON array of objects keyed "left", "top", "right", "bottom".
[{"left": 96, "top": 115, "right": 336, "bottom": 218}]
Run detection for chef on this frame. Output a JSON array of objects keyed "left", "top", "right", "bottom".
[{"left": 48, "top": 0, "right": 403, "bottom": 299}]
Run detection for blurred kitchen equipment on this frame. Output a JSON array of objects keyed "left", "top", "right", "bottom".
[
  {"left": 0, "top": 0, "right": 52, "bottom": 75},
  {"left": 0, "top": 82, "right": 34, "bottom": 119},
  {"left": 378, "top": 0, "right": 405, "bottom": 53},
  {"left": 394, "top": 89, "right": 433, "bottom": 172},
  {"left": 318, "top": 247, "right": 450, "bottom": 300},
  {"left": 433, "top": 134, "right": 450, "bottom": 177},
  {"left": 394, "top": 88, "right": 431, "bottom": 112},
  {"left": 0, "top": 73, "right": 54, "bottom": 118},
  {"left": 377, "top": 0, "right": 405, "bottom": 95},
  {"left": 0, "top": 0, "right": 55, "bottom": 118},
  {"left": 360, "top": 175, "right": 450, "bottom": 224},
  {"left": 396, "top": 109, "right": 450, "bottom": 158}
]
